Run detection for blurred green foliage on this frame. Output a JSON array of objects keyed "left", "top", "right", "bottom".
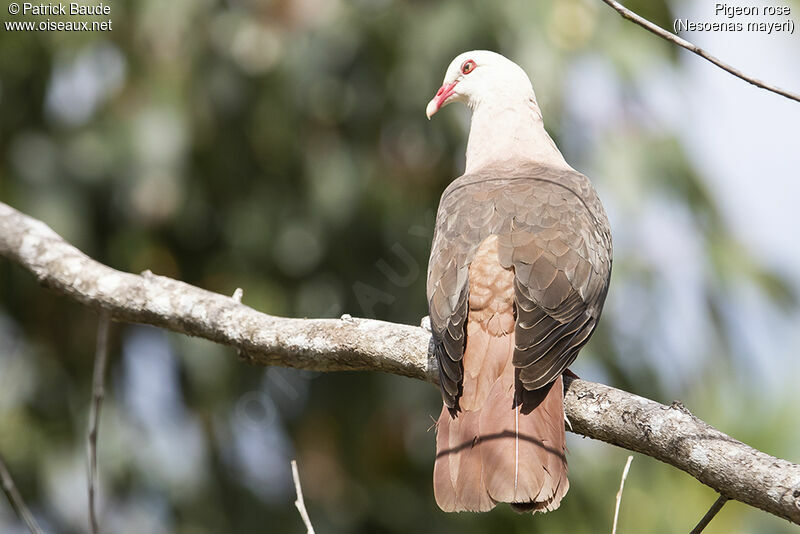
[{"left": 1, "top": 0, "right": 798, "bottom": 533}]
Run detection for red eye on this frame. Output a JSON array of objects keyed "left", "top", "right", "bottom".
[{"left": 461, "top": 60, "right": 476, "bottom": 75}]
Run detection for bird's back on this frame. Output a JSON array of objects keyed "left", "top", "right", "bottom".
[{"left": 428, "top": 160, "right": 611, "bottom": 512}]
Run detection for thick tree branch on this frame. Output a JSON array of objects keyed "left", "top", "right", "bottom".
[
  {"left": 601, "top": 0, "right": 800, "bottom": 104},
  {"left": 565, "top": 380, "right": 800, "bottom": 525},
  {"left": 1, "top": 201, "right": 799, "bottom": 525},
  {"left": 0, "top": 203, "right": 435, "bottom": 383}
]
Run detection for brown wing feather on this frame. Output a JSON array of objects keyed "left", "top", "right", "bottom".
[
  {"left": 427, "top": 161, "right": 612, "bottom": 402},
  {"left": 433, "top": 235, "right": 570, "bottom": 512},
  {"left": 428, "top": 162, "right": 610, "bottom": 514}
]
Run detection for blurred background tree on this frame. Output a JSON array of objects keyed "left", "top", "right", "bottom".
[{"left": 1, "top": 0, "right": 799, "bottom": 532}]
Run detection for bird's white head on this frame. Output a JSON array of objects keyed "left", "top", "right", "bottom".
[{"left": 426, "top": 50, "right": 535, "bottom": 119}]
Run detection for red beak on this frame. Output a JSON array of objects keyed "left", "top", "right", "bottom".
[{"left": 426, "top": 81, "right": 458, "bottom": 119}]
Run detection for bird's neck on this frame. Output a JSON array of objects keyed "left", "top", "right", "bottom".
[{"left": 465, "top": 96, "right": 569, "bottom": 174}]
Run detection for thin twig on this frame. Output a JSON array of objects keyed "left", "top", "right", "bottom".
[
  {"left": 87, "top": 311, "right": 111, "bottom": 534},
  {"left": 0, "top": 451, "right": 44, "bottom": 534},
  {"left": 689, "top": 494, "right": 730, "bottom": 534},
  {"left": 611, "top": 455, "right": 633, "bottom": 534},
  {"left": 290, "top": 460, "right": 315, "bottom": 534},
  {"left": 600, "top": 0, "right": 800, "bottom": 103}
]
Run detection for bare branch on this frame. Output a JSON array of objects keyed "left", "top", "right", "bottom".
[
  {"left": 690, "top": 494, "right": 730, "bottom": 534},
  {"left": 87, "top": 311, "right": 110, "bottom": 534},
  {"left": 1, "top": 201, "right": 800, "bottom": 525},
  {"left": 0, "top": 451, "right": 44, "bottom": 534},
  {"left": 611, "top": 455, "right": 633, "bottom": 534},
  {"left": 600, "top": 0, "right": 800, "bottom": 104},
  {"left": 291, "top": 460, "right": 315, "bottom": 534},
  {"left": 0, "top": 203, "right": 435, "bottom": 384},
  {"left": 566, "top": 381, "right": 800, "bottom": 525}
]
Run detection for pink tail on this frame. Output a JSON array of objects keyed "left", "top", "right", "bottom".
[{"left": 433, "top": 322, "right": 569, "bottom": 513}]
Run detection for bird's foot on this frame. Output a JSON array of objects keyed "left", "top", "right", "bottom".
[
  {"left": 563, "top": 368, "right": 580, "bottom": 380},
  {"left": 420, "top": 315, "right": 432, "bottom": 332}
]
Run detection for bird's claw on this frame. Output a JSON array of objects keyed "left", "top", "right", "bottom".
[{"left": 420, "top": 316, "right": 432, "bottom": 332}]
